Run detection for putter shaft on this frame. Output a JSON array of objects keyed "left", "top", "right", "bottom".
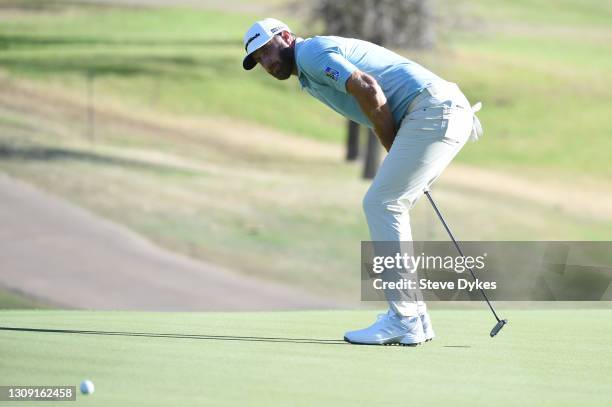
[{"left": 424, "top": 190, "right": 507, "bottom": 335}]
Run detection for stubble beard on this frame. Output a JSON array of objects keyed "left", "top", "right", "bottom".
[{"left": 274, "top": 46, "right": 295, "bottom": 80}]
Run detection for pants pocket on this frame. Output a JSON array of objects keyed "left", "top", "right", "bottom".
[
  {"left": 402, "top": 105, "right": 449, "bottom": 133},
  {"left": 402, "top": 103, "right": 472, "bottom": 142},
  {"left": 441, "top": 107, "right": 473, "bottom": 144}
]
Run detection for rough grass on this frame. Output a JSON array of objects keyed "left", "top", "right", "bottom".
[
  {"left": 0, "top": 287, "right": 51, "bottom": 309},
  {"left": 0, "top": 2, "right": 611, "bottom": 176},
  {"left": 0, "top": 5, "right": 345, "bottom": 142}
]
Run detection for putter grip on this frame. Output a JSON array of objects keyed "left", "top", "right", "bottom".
[{"left": 490, "top": 319, "right": 508, "bottom": 337}]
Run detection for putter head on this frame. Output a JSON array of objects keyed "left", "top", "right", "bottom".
[{"left": 490, "top": 319, "right": 508, "bottom": 337}]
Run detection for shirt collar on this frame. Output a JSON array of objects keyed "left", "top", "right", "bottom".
[{"left": 294, "top": 37, "right": 308, "bottom": 89}]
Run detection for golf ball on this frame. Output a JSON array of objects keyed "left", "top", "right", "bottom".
[{"left": 80, "top": 380, "right": 95, "bottom": 395}]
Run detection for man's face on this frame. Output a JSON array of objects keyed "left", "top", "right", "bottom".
[{"left": 252, "top": 33, "right": 294, "bottom": 80}]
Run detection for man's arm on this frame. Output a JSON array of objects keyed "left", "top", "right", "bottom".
[{"left": 346, "top": 70, "right": 396, "bottom": 152}]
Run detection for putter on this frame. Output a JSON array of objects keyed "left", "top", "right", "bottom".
[{"left": 424, "top": 190, "right": 508, "bottom": 337}]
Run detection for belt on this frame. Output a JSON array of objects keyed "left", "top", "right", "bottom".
[{"left": 406, "top": 81, "right": 462, "bottom": 112}]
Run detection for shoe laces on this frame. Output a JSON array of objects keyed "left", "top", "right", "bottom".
[{"left": 375, "top": 310, "right": 397, "bottom": 321}]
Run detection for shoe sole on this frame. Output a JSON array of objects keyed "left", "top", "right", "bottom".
[{"left": 343, "top": 336, "right": 423, "bottom": 347}]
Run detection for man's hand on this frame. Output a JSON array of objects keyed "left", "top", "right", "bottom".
[{"left": 346, "top": 70, "right": 397, "bottom": 152}]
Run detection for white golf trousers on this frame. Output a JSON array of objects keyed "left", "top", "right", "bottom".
[{"left": 363, "top": 81, "right": 474, "bottom": 317}]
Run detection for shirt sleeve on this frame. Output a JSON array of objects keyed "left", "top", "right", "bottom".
[{"left": 299, "top": 45, "right": 358, "bottom": 94}]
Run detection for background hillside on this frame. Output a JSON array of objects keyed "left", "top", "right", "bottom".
[{"left": 1, "top": 0, "right": 610, "bottom": 305}]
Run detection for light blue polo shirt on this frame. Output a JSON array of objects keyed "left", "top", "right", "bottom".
[{"left": 295, "top": 36, "right": 444, "bottom": 128}]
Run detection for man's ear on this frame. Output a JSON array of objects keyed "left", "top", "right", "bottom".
[{"left": 280, "top": 30, "right": 293, "bottom": 44}]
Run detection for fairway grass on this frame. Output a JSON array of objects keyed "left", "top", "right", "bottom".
[{"left": 1, "top": 309, "right": 611, "bottom": 406}]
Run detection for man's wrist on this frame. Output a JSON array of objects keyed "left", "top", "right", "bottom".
[{"left": 373, "top": 127, "right": 395, "bottom": 151}]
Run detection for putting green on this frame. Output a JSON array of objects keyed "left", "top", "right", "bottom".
[{"left": 1, "top": 309, "right": 610, "bottom": 406}]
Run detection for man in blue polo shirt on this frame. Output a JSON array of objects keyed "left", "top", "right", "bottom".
[{"left": 242, "top": 18, "right": 480, "bottom": 346}]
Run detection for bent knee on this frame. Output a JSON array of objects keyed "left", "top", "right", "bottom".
[
  {"left": 363, "top": 188, "right": 420, "bottom": 219},
  {"left": 362, "top": 188, "right": 383, "bottom": 214}
]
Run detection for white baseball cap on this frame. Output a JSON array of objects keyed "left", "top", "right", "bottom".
[{"left": 242, "top": 18, "right": 290, "bottom": 70}]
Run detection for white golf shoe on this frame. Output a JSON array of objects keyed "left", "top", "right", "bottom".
[
  {"left": 344, "top": 310, "right": 426, "bottom": 346},
  {"left": 419, "top": 312, "right": 436, "bottom": 342}
]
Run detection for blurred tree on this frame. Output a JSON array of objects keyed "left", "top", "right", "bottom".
[
  {"left": 346, "top": 120, "right": 360, "bottom": 161},
  {"left": 314, "top": 0, "right": 435, "bottom": 48},
  {"left": 313, "top": 0, "right": 436, "bottom": 178}
]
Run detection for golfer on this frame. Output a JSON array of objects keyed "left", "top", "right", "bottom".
[{"left": 242, "top": 18, "right": 481, "bottom": 345}]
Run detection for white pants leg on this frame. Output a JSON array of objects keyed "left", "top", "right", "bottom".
[{"left": 363, "top": 82, "right": 474, "bottom": 317}]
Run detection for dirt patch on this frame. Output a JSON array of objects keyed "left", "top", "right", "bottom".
[{"left": 0, "top": 173, "right": 339, "bottom": 310}]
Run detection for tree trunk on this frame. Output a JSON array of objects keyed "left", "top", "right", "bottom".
[
  {"left": 346, "top": 120, "right": 360, "bottom": 161},
  {"left": 363, "top": 129, "right": 382, "bottom": 179}
]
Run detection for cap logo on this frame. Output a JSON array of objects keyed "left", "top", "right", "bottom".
[
  {"left": 245, "top": 32, "right": 261, "bottom": 51},
  {"left": 270, "top": 26, "right": 284, "bottom": 34}
]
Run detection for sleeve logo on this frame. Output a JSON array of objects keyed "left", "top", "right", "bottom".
[{"left": 324, "top": 66, "right": 340, "bottom": 81}]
